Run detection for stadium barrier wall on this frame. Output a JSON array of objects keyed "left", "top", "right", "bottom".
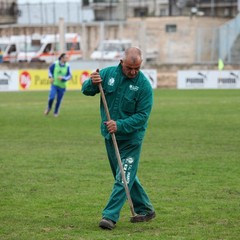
[
  {"left": 0, "top": 69, "right": 157, "bottom": 92},
  {"left": 178, "top": 70, "right": 240, "bottom": 89}
]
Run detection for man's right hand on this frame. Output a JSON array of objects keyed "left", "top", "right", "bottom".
[{"left": 90, "top": 69, "right": 102, "bottom": 85}]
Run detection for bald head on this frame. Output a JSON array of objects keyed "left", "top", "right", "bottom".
[
  {"left": 122, "top": 47, "right": 142, "bottom": 64},
  {"left": 121, "top": 47, "right": 143, "bottom": 79}
]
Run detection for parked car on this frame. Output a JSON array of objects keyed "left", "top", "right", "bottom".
[
  {"left": 90, "top": 39, "right": 132, "bottom": 61},
  {"left": 90, "top": 39, "right": 158, "bottom": 62}
]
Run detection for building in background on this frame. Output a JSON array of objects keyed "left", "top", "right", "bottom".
[
  {"left": 0, "top": 0, "right": 240, "bottom": 65},
  {"left": 0, "top": 0, "right": 239, "bottom": 25},
  {"left": 0, "top": 0, "right": 19, "bottom": 24},
  {"left": 195, "top": 0, "right": 238, "bottom": 18},
  {"left": 1, "top": 1, "right": 236, "bottom": 25},
  {"left": 86, "top": 0, "right": 238, "bottom": 21},
  {"left": 17, "top": 2, "right": 94, "bottom": 25}
]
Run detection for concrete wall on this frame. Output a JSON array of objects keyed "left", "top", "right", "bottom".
[{"left": 0, "top": 16, "right": 230, "bottom": 64}]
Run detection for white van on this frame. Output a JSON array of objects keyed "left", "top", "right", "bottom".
[
  {"left": 0, "top": 37, "right": 9, "bottom": 62},
  {"left": 16, "top": 34, "right": 42, "bottom": 62},
  {"left": 0, "top": 38, "right": 9, "bottom": 54},
  {"left": 28, "top": 33, "right": 82, "bottom": 63},
  {"left": 0, "top": 35, "right": 42, "bottom": 63},
  {"left": 0, "top": 36, "right": 21, "bottom": 63},
  {"left": 90, "top": 39, "right": 132, "bottom": 61}
]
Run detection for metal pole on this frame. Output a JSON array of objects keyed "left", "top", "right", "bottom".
[
  {"left": 109, "top": 0, "right": 113, "bottom": 21},
  {"left": 140, "top": 18, "right": 146, "bottom": 66},
  {"left": 169, "top": 0, "right": 172, "bottom": 16},
  {"left": 45, "top": 3, "right": 48, "bottom": 24},
  {"left": 53, "top": 1, "right": 56, "bottom": 24},
  {"left": 27, "top": 3, "right": 30, "bottom": 24},
  {"left": 59, "top": 17, "right": 65, "bottom": 53},
  {"left": 99, "top": 21, "right": 105, "bottom": 67},
  {"left": 67, "top": 1, "right": 70, "bottom": 23},
  {"left": 211, "top": 0, "right": 215, "bottom": 17},
  {"left": 40, "top": 2, "right": 43, "bottom": 25},
  {"left": 81, "top": 23, "right": 87, "bottom": 59}
]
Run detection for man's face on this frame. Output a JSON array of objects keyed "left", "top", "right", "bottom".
[{"left": 121, "top": 58, "right": 142, "bottom": 79}]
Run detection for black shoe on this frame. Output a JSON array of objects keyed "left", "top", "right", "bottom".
[
  {"left": 130, "top": 211, "right": 156, "bottom": 223},
  {"left": 99, "top": 218, "right": 116, "bottom": 230}
]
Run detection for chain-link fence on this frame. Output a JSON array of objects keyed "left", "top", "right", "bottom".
[
  {"left": 219, "top": 13, "right": 240, "bottom": 64},
  {"left": 195, "top": 13, "right": 240, "bottom": 64}
]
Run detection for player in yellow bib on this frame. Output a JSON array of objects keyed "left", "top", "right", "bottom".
[{"left": 44, "top": 53, "right": 72, "bottom": 117}]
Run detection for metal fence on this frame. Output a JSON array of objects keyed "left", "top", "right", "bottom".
[
  {"left": 195, "top": 13, "right": 240, "bottom": 65},
  {"left": 219, "top": 13, "right": 240, "bottom": 64}
]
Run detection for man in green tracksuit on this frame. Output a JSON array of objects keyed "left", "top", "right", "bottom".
[{"left": 82, "top": 47, "right": 155, "bottom": 230}]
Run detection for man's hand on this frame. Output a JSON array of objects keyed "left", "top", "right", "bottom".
[
  {"left": 49, "top": 78, "right": 53, "bottom": 84},
  {"left": 91, "top": 69, "right": 102, "bottom": 85},
  {"left": 104, "top": 120, "right": 117, "bottom": 134}
]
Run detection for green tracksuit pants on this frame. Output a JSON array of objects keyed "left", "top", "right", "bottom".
[{"left": 102, "top": 138, "right": 154, "bottom": 223}]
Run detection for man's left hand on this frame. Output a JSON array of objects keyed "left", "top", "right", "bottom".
[{"left": 104, "top": 120, "right": 117, "bottom": 134}]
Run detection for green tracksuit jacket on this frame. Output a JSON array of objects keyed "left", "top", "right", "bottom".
[
  {"left": 82, "top": 63, "right": 153, "bottom": 139},
  {"left": 82, "top": 63, "right": 154, "bottom": 222}
]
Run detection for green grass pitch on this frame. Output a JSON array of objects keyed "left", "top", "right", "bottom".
[{"left": 0, "top": 89, "right": 239, "bottom": 239}]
